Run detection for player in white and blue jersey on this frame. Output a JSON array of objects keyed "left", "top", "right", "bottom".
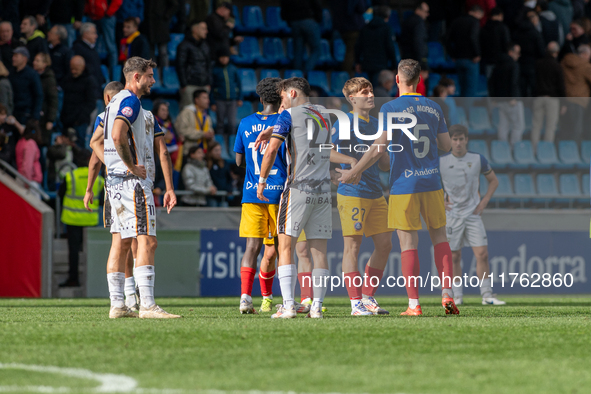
[
  {"left": 233, "top": 78, "right": 287, "bottom": 314},
  {"left": 440, "top": 124, "right": 505, "bottom": 306}
]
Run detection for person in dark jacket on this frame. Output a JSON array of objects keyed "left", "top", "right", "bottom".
[
  {"left": 0, "top": 22, "right": 19, "bottom": 75},
  {"left": 281, "top": 0, "right": 323, "bottom": 72},
  {"left": 48, "top": 0, "right": 85, "bottom": 47},
  {"left": 480, "top": 8, "right": 511, "bottom": 77},
  {"left": 177, "top": 21, "right": 212, "bottom": 108},
  {"left": 355, "top": 6, "right": 398, "bottom": 85},
  {"left": 19, "top": 0, "right": 51, "bottom": 31},
  {"left": 72, "top": 23, "right": 104, "bottom": 98},
  {"left": 61, "top": 56, "right": 98, "bottom": 149},
  {"left": 115, "top": 0, "right": 143, "bottom": 45},
  {"left": 489, "top": 43, "right": 525, "bottom": 144},
  {"left": 32, "top": 53, "right": 58, "bottom": 146},
  {"left": 211, "top": 48, "right": 242, "bottom": 138},
  {"left": 8, "top": 47, "right": 43, "bottom": 124},
  {"left": 47, "top": 25, "right": 73, "bottom": 87},
  {"left": 328, "top": 0, "right": 368, "bottom": 73},
  {"left": 560, "top": 19, "right": 589, "bottom": 58},
  {"left": 548, "top": 0, "right": 573, "bottom": 35},
  {"left": 513, "top": 10, "right": 546, "bottom": 97},
  {"left": 447, "top": 5, "right": 484, "bottom": 97},
  {"left": 142, "top": 0, "right": 179, "bottom": 69},
  {"left": 400, "top": 1, "right": 429, "bottom": 66},
  {"left": 537, "top": 0, "right": 564, "bottom": 46},
  {"left": 205, "top": 2, "right": 244, "bottom": 62},
  {"left": 118, "top": 17, "right": 151, "bottom": 64},
  {"left": 19, "top": 16, "right": 49, "bottom": 66}
]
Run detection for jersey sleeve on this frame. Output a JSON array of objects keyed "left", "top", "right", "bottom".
[
  {"left": 93, "top": 114, "right": 104, "bottom": 133},
  {"left": 437, "top": 106, "right": 448, "bottom": 134},
  {"left": 272, "top": 109, "right": 292, "bottom": 141},
  {"left": 331, "top": 120, "right": 340, "bottom": 145},
  {"left": 480, "top": 154, "right": 492, "bottom": 174},
  {"left": 154, "top": 120, "right": 165, "bottom": 138},
  {"left": 234, "top": 126, "right": 245, "bottom": 154},
  {"left": 116, "top": 95, "right": 141, "bottom": 127}
]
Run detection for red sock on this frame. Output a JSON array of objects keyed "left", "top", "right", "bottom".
[
  {"left": 298, "top": 272, "right": 312, "bottom": 302},
  {"left": 401, "top": 249, "right": 420, "bottom": 299},
  {"left": 363, "top": 265, "right": 384, "bottom": 297},
  {"left": 259, "top": 269, "right": 275, "bottom": 297},
  {"left": 434, "top": 242, "right": 453, "bottom": 290},
  {"left": 240, "top": 267, "right": 256, "bottom": 296},
  {"left": 344, "top": 272, "right": 362, "bottom": 300}
]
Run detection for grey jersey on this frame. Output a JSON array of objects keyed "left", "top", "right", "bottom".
[{"left": 271, "top": 103, "right": 332, "bottom": 193}]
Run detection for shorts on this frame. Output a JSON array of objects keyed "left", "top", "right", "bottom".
[
  {"left": 105, "top": 175, "right": 156, "bottom": 239},
  {"left": 239, "top": 203, "right": 278, "bottom": 245},
  {"left": 446, "top": 214, "right": 488, "bottom": 251},
  {"left": 337, "top": 194, "right": 390, "bottom": 237},
  {"left": 277, "top": 188, "right": 332, "bottom": 239},
  {"left": 388, "top": 189, "right": 446, "bottom": 231}
]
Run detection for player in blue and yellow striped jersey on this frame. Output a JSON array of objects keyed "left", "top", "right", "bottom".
[{"left": 233, "top": 78, "right": 288, "bottom": 314}]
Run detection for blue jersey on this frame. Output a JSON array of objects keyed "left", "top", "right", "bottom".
[
  {"left": 380, "top": 93, "right": 448, "bottom": 195},
  {"left": 234, "top": 112, "right": 288, "bottom": 204},
  {"left": 94, "top": 112, "right": 104, "bottom": 132},
  {"left": 332, "top": 112, "right": 383, "bottom": 199}
]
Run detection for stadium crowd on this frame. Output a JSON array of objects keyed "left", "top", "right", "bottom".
[{"left": 0, "top": 0, "right": 590, "bottom": 207}]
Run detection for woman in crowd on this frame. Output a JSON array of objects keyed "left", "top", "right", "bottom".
[
  {"left": 15, "top": 120, "right": 43, "bottom": 188},
  {"left": 152, "top": 99, "right": 182, "bottom": 171},
  {"left": 32, "top": 53, "right": 58, "bottom": 146}
]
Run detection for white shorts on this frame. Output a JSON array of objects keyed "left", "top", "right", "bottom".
[
  {"left": 105, "top": 175, "right": 156, "bottom": 239},
  {"left": 446, "top": 214, "right": 487, "bottom": 251},
  {"left": 277, "top": 188, "right": 332, "bottom": 239}
]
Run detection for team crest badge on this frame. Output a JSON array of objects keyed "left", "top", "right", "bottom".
[
  {"left": 262, "top": 116, "right": 268, "bottom": 120},
  {"left": 150, "top": 219, "right": 155, "bottom": 229},
  {"left": 121, "top": 106, "right": 133, "bottom": 117},
  {"left": 468, "top": 162, "right": 472, "bottom": 168},
  {"left": 354, "top": 222, "right": 363, "bottom": 231}
]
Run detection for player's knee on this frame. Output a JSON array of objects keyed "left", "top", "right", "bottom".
[
  {"left": 475, "top": 249, "right": 488, "bottom": 261},
  {"left": 377, "top": 237, "right": 392, "bottom": 254},
  {"left": 145, "top": 237, "right": 158, "bottom": 254}
]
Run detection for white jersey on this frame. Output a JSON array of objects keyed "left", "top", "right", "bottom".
[
  {"left": 143, "top": 110, "right": 165, "bottom": 185},
  {"left": 439, "top": 151, "right": 492, "bottom": 218}
]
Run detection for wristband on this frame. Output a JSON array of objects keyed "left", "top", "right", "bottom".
[{"left": 259, "top": 177, "right": 267, "bottom": 184}]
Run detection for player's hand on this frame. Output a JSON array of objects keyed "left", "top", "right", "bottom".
[
  {"left": 254, "top": 126, "right": 273, "bottom": 151},
  {"left": 445, "top": 200, "right": 453, "bottom": 211},
  {"left": 131, "top": 165, "right": 146, "bottom": 179},
  {"left": 347, "top": 157, "right": 358, "bottom": 169},
  {"left": 473, "top": 199, "right": 489, "bottom": 215},
  {"left": 163, "top": 190, "right": 177, "bottom": 214},
  {"left": 257, "top": 182, "right": 269, "bottom": 202},
  {"left": 335, "top": 168, "right": 360, "bottom": 185},
  {"left": 209, "top": 185, "right": 217, "bottom": 195},
  {"left": 83, "top": 191, "right": 94, "bottom": 211}
]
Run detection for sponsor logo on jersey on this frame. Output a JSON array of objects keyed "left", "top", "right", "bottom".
[
  {"left": 121, "top": 106, "right": 133, "bottom": 117},
  {"left": 245, "top": 181, "right": 283, "bottom": 191},
  {"left": 405, "top": 167, "right": 439, "bottom": 178}
]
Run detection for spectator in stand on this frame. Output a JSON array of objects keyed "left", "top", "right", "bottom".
[
  {"left": 211, "top": 48, "right": 242, "bottom": 140},
  {"left": 47, "top": 25, "right": 73, "bottom": 87},
  {"left": 46, "top": 130, "right": 79, "bottom": 190},
  {"left": 400, "top": 1, "right": 429, "bottom": 66},
  {"left": 560, "top": 19, "right": 589, "bottom": 57},
  {"left": 84, "top": 0, "right": 122, "bottom": 74},
  {"left": 549, "top": 0, "right": 573, "bottom": 35},
  {"left": 72, "top": 23, "right": 104, "bottom": 98},
  {"left": 281, "top": 0, "right": 323, "bottom": 72},
  {"left": 489, "top": 43, "right": 525, "bottom": 145},
  {"left": 118, "top": 17, "right": 151, "bottom": 64},
  {"left": 513, "top": 10, "right": 545, "bottom": 97},
  {"left": 447, "top": 5, "right": 484, "bottom": 97},
  {"left": 466, "top": 0, "right": 497, "bottom": 27},
  {"left": 573, "top": 0, "right": 586, "bottom": 20},
  {"left": 19, "top": 0, "right": 51, "bottom": 31},
  {"left": 181, "top": 145, "right": 217, "bottom": 206},
  {"left": 15, "top": 120, "right": 43, "bottom": 187},
  {"left": 177, "top": 21, "right": 212, "bottom": 108},
  {"left": 531, "top": 41, "right": 565, "bottom": 151},
  {"left": 355, "top": 6, "right": 397, "bottom": 85},
  {"left": 561, "top": 44, "right": 591, "bottom": 142},
  {"left": 175, "top": 89, "right": 214, "bottom": 153},
  {"left": 0, "top": 61, "right": 13, "bottom": 115},
  {"left": 480, "top": 8, "right": 511, "bottom": 78},
  {"left": 142, "top": 0, "right": 178, "bottom": 70},
  {"left": 426, "top": 0, "right": 446, "bottom": 41},
  {"left": 431, "top": 85, "right": 451, "bottom": 124},
  {"left": 188, "top": 0, "right": 210, "bottom": 25},
  {"left": 20, "top": 16, "right": 49, "bottom": 66},
  {"left": 205, "top": 2, "right": 243, "bottom": 59},
  {"left": 48, "top": 0, "right": 85, "bottom": 47},
  {"left": 536, "top": 0, "right": 564, "bottom": 46},
  {"left": 116, "top": 0, "right": 143, "bottom": 45},
  {"left": 61, "top": 56, "right": 99, "bottom": 149},
  {"left": 152, "top": 100, "right": 182, "bottom": 171},
  {"left": 0, "top": 104, "right": 21, "bottom": 165},
  {"left": 207, "top": 141, "right": 235, "bottom": 207},
  {"left": 0, "top": 0, "right": 19, "bottom": 35},
  {"left": 32, "top": 53, "right": 58, "bottom": 146},
  {"left": 9, "top": 47, "right": 43, "bottom": 124},
  {"left": 373, "top": 70, "right": 395, "bottom": 97},
  {"left": 328, "top": 0, "right": 368, "bottom": 74},
  {"left": 0, "top": 22, "right": 18, "bottom": 74}
]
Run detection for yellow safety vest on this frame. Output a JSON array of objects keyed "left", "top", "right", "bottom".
[{"left": 61, "top": 167, "right": 104, "bottom": 227}]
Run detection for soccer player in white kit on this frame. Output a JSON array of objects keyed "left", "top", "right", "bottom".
[{"left": 439, "top": 124, "right": 505, "bottom": 306}]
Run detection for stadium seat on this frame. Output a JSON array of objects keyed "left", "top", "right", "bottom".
[
  {"left": 490, "top": 173, "right": 513, "bottom": 205},
  {"left": 445, "top": 97, "right": 459, "bottom": 124},
  {"left": 427, "top": 73, "right": 441, "bottom": 96},
  {"left": 318, "top": 39, "right": 334, "bottom": 66},
  {"left": 167, "top": 34, "right": 184, "bottom": 62},
  {"left": 535, "top": 174, "right": 558, "bottom": 205},
  {"left": 456, "top": 106, "right": 469, "bottom": 129},
  {"left": 476, "top": 74, "right": 489, "bottom": 97},
  {"left": 512, "top": 141, "right": 538, "bottom": 169},
  {"left": 236, "top": 103, "right": 252, "bottom": 127},
  {"left": 229, "top": 134, "right": 237, "bottom": 160},
  {"left": 393, "top": 41, "right": 401, "bottom": 64},
  {"left": 468, "top": 106, "right": 494, "bottom": 136},
  {"left": 238, "top": 6, "right": 263, "bottom": 34},
  {"left": 260, "top": 37, "right": 288, "bottom": 66},
  {"left": 490, "top": 140, "right": 514, "bottom": 170},
  {"left": 558, "top": 140, "right": 585, "bottom": 170},
  {"left": 238, "top": 68, "right": 257, "bottom": 99},
  {"left": 112, "top": 65, "right": 122, "bottom": 83},
  {"left": 101, "top": 65, "right": 110, "bottom": 83},
  {"left": 286, "top": 38, "right": 308, "bottom": 63},
  {"left": 468, "top": 140, "right": 490, "bottom": 162},
  {"left": 536, "top": 141, "right": 563, "bottom": 170},
  {"left": 233, "top": 6, "right": 242, "bottom": 31},
  {"left": 511, "top": 174, "right": 535, "bottom": 205},
  {"left": 142, "top": 98, "right": 153, "bottom": 112},
  {"left": 260, "top": 69, "right": 280, "bottom": 79},
  {"left": 168, "top": 100, "right": 180, "bottom": 120},
  {"left": 214, "top": 134, "right": 231, "bottom": 160},
  {"left": 162, "top": 66, "right": 180, "bottom": 92},
  {"left": 389, "top": 10, "right": 401, "bottom": 36},
  {"left": 333, "top": 38, "right": 345, "bottom": 64},
  {"left": 308, "top": 71, "right": 330, "bottom": 96},
  {"left": 427, "top": 42, "right": 453, "bottom": 69},
  {"left": 262, "top": 7, "right": 290, "bottom": 34},
  {"left": 558, "top": 174, "right": 582, "bottom": 206},
  {"left": 330, "top": 71, "right": 349, "bottom": 96},
  {"left": 284, "top": 69, "right": 304, "bottom": 79},
  {"left": 231, "top": 37, "right": 262, "bottom": 66},
  {"left": 210, "top": 110, "right": 217, "bottom": 129},
  {"left": 580, "top": 174, "right": 590, "bottom": 206},
  {"left": 321, "top": 9, "right": 332, "bottom": 34},
  {"left": 581, "top": 140, "right": 591, "bottom": 165}
]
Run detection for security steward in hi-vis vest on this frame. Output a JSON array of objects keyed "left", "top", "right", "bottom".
[{"left": 59, "top": 150, "right": 104, "bottom": 287}]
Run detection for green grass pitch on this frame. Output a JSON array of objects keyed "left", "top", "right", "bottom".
[{"left": 0, "top": 296, "right": 590, "bottom": 394}]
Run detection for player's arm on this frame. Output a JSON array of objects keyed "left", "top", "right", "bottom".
[
  {"left": 329, "top": 147, "right": 357, "bottom": 167},
  {"left": 378, "top": 151, "right": 390, "bottom": 172},
  {"left": 89, "top": 125, "right": 105, "bottom": 164},
  {"left": 257, "top": 136, "right": 282, "bottom": 202},
  {"left": 336, "top": 132, "right": 388, "bottom": 184},
  {"left": 437, "top": 131, "right": 452, "bottom": 153},
  {"left": 474, "top": 169, "right": 499, "bottom": 215},
  {"left": 84, "top": 152, "right": 102, "bottom": 211},
  {"left": 154, "top": 134, "right": 177, "bottom": 213},
  {"left": 254, "top": 125, "right": 274, "bottom": 151},
  {"left": 111, "top": 118, "right": 146, "bottom": 179},
  {"left": 235, "top": 153, "right": 245, "bottom": 168}
]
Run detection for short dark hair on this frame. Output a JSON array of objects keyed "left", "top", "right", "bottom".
[
  {"left": 23, "top": 120, "right": 42, "bottom": 144},
  {"left": 398, "top": 59, "right": 421, "bottom": 84},
  {"left": 256, "top": 78, "right": 282, "bottom": 105},
  {"left": 104, "top": 81, "right": 124, "bottom": 97},
  {"left": 432, "top": 85, "right": 447, "bottom": 97},
  {"left": 188, "top": 146, "right": 204, "bottom": 156},
  {"left": 124, "top": 17, "right": 139, "bottom": 27},
  {"left": 449, "top": 124, "right": 469, "bottom": 139},
  {"left": 193, "top": 89, "right": 208, "bottom": 100},
  {"left": 439, "top": 77, "right": 455, "bottom": 88},
  {"left": 490, "top": 7, "right": 503, "bottom": 17},
  {"left": 278, "top": 77, "right": 311, "bottom": 97},
  {"left": 469, "top": 5, "right": 484, "bottom": 13},
  {"left": 415, "top": 0, "right": 427, "bottom": 10},
  {"left": 22, "top": 15, "right": 37, "bottom": 28},
  {"left": 373, "top": 5, "right": 391, "bottom": 20},
  {"left": 123, "top": 56, "right": 157, "bottom": 80}
]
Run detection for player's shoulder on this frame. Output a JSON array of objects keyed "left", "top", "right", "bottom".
[
  {"left": 466, "top": 151, "right": 485, "bottom": 161},
  {"left": 422, "top": 96, "right": 444, "bottom": 112},
  {"left": 97, "top": 111, "right": 105, "bottom": 120}
]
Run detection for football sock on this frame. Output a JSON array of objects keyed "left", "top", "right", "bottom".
[
  {"left": 434, "top": 242, "right": 453, "bottom": 290},
  {"left": 409, "top": 298, "right": 420, "bottom": 308},
  {"left": 135, "top": 265, "right": 155, "bottom": 309},
  {"left": 291, "top": 264, "right": 298, "bottom": 296},
  {"left": 453, "top": 283, "right": 464, "bottom": 298},
  {"left": 240, "top": 267, "right": 256, "bottom": 297},
  {"left": 298, "top": 272, "right": 312, "bottom": 302},
  {"left": 401, "top": 249, "right": 420, "bottom": 299},
  {"left": 259, "top": 268, "right": 275, "bottom": 298},
  {"left": 312, "top": 268, "right": 330, "bottom": 309},
  {"left": 107, "top": 272, "right": 125, "bottom": 308},
  {"left": 344, "top": 272, "right": 362, "bottom": 300},
  {"left": 480, "top": 277, "right": 493, "bottom": 299},
  {"left": 442, "top": 288, "right": 454, "bottom": 299},
  {"left": 363, "top": 265, "right": 384, "bottom": 297},
  {"left": 124, "top": 276, "right": 136, "bottom": 307},
  {"left": 278, "top": 265, "right": 295, "bottom": 308}
]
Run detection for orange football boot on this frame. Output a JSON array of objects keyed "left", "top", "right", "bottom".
[
  {"left": 442, "top": 297, "right": 460, "bottom": 315},
  {"left": 400, "top": 305, "right": 423, "bottom": 316}
]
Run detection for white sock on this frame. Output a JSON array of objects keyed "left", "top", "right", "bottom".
[
  {"left": 409, "top": 298, "right": 420, "bottom": 308},
  {"left": 107, "top": 272, "right": 125, "bottom": 308},
  {"left": 241, "top": 294, "right": 252, "bottom": 302},
  {"left": 442, "top": 288, "right": 454, "bottom": 298},
  {"left": 135, "top": 265, "right": 155, "bottom": 308},
  {"left": 278, "top": 265, "right": 295, "bottom": 308},
  {"left": 362, "top": 294, "right": 370, "bottom": 300},
  {"left": 480, "top": 278, "right": 493, "bottom": 298},
  {"left": 312, "top": 268, "right": 330, "bottom": 307},
  {"left": 453, "top": 283, "right": 463, "bottom": 299},
  {"left": 291, "top": 264, "right": 297, "bottom": 296},
  {"left": 263, "top": 295, "right": 273, "bottom": 300},
  {"left": 351, "top": 299, "right": 360, "bottom": 309}
]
